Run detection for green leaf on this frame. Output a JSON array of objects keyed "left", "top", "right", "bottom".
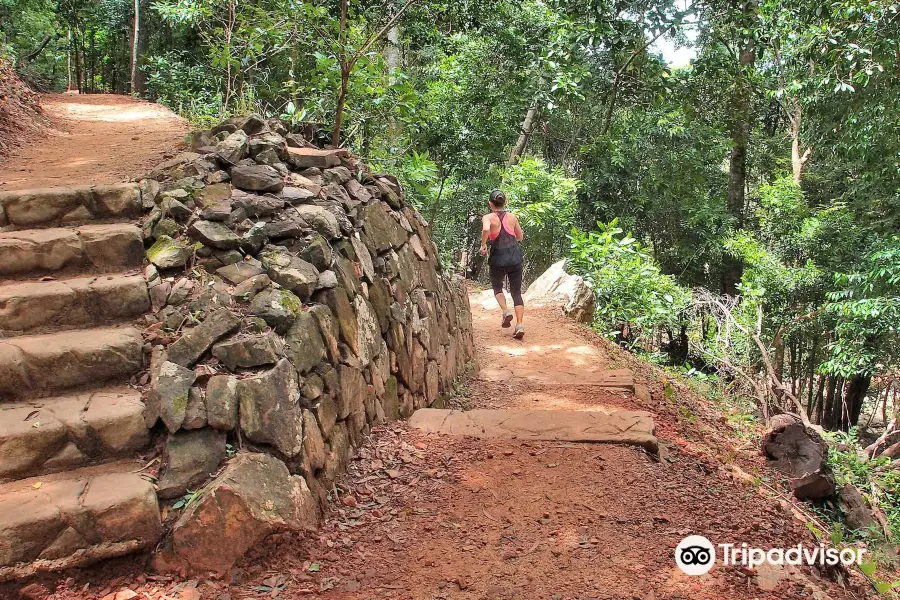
[{"left": 859, "top": 561, "right": 876, "bottom": 577}]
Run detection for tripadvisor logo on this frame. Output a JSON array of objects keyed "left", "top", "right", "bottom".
[{"left": 675, "top": 535, "right": 866, "bottom": 576}]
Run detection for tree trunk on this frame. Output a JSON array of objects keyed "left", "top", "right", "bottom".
[
  {"left": 66, "top": 28, "right": 73, "bottom": 92},
  {"left": 332, "top": 65, "right": 350, "bottom": 147},
  {"left": 843, "top": 373, "right": 871, "bottom": 430},
  {"left": 385, "top": 24, "right": 402, "bottom": 146},
  {"left": 508, "top": 103, "right": 539, "bottom": 166},
  {"left": 722, "top": 1, "right": 757, "bottom": 296},
  {"left": 130, "top": 0, "right": 141, "bottom": 94},
  {"left": 789, "top": 99, "right": 811, "bottom": 182}
]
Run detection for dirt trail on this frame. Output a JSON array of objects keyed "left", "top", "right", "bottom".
[
  {"left": 0, "top": 93, "right": 189, "bottom": 190},
  {"left": 21, "top": 296, "right": 859, "bottom": 600},
  {"left": 143, "top": 298, "right": 850, "bottom": 600}
]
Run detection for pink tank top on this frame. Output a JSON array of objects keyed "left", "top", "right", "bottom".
[{"left": 488, "top": 211, "right": 516, "bottom": 241}]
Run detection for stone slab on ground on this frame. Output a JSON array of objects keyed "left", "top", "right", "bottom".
[
  {"left": 409, "top": 408, "right": 658, "bottom": 452},
  {"left": 0, "top": 463, "right": 161, "bottom": 581},
  {"left": 478, "top": 367, "right": 634, "bottom": 390},
  {"left": 0, "top": 327, "right": 144, "bottom": 398},
  {"left": 0, "top": 274, "right": 149, "bottom": 333},
  {"left": 0, "top": 387, "right": 149, "bottom": 481},
  {"left": 0, "top": 224, "right": 145, "bottom": 278},
  {"left": 0, "top": 184, "right": 142, "bottom": 228}
]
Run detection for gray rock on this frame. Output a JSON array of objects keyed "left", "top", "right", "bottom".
[
  {"left": 301, "top": 373, "right": 324, "bottom": 401},
  {"left": 315, "top": 270, "right": 338, "bottom": 290},
  {"left": 300, "top": 234, "right": 334, "bottom": 271},
  {"left": 148, "top": 235, "right": 192, "bottom": 270},
  {"left": 215, "top": 130, "right": 249, "bottom": 164},
  {"left": 264, "top": 216, "right": 310, "bottom": 240},
  {"left": 241, "top": 222, "right": 267, "bottom": 253},
  {"left": 206, "top": 374, "right": 239, "bottom": 430},
  {"left": 188, "top": 220, "right": 241, "bottom": 250},
  {"left": 157, "top": 428, "right": 226, "bottom": 500},
  {"left": 232, "top": 189, "right": 284, "bottom": 217},
  {"left": 148, "top": 360, "right": 196, "bottom": 433},
  {"left": 240, "top": 113, "right": 269, "bottom": 135},
  {"left": 217, "top": 258, "right": 265, "bottom": 284},
  {"left": 302, "top": 409, "right": 326, "bottom": 472},
  {"left": 323, "top": 166, "right": 353, "bottom": 185},
  {"left": 318, "top": 287, "right": 357, "bottom": 357},
  {"left": 309, "top": 304, "right": 340, "bottom": 361},
  {"left": 212, "top": 332, "right": 284, "bottom": 371},
  {"left": 231, "top": 164, "right": 284, "bottom": 193},
  {"left": 157, "top": 452, "right": 317, "bottom": 575},
  {"left": 383, "top": 375, "right": 400, "bottom": 421},
  {"left": 279, "top": 186, "right": 316, "bottom": 204},
  {"left": 336, "top": 364, "right": 366, "bottom": 420},
  {"left": 167, "top": 307, "right": 242, "bottom": 367},
  {"left": 200, "top": 202, "right": 232, "bottom": 221},
  {"left": 183, "top": 386, "right": 208, "bottom": 429},
  {"left": 345, "top": 178, "right": 373, "bottom": 204},
  {"left": 354, "top": 296, "right": 380, "bottom": 367},
  {"left": 259, "top": 246, "right": 319, "bottom": 301},
  {"left": 239, "top": 359, "right": 304, "bottom": 457},
  {"left": 323, "top": 183, "right": 354, "bottom": 208},
  {"left": 284, "top": 312, "right": 326, "bottom": 374},
  {"left": 232, "top": 274, "right": 271, "bottom": 300},
  {"left": 350, "top": 235, "right": 375, "bottom": 281},
  {"left": 360, "top": 201, "right": 408, "bottom": 251},
  {"left": 292, "top": 205, "right": 341, "bottom": 239},
  {"left": 250, "top": 287, "right": 303, "bottom": 334},
  {"left": 315, "top": 395, "right": 338, "bottom": 440}
]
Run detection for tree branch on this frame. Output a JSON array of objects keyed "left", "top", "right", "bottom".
[{"left": 350, "top": 0, "right": 418, "bottom": 68}]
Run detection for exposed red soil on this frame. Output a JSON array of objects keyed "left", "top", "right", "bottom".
[
  {"left": 0, "top": 93, "right": 189, "bottom": 191},
  {"left": 5, "top": 298, "right": 873, "bottom": 600}
]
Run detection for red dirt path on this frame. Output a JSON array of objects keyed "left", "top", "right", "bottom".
[
  {"left": 0, "top": 93, "right": 189, "bottom": 191},
  {"left": 9, "top": 298, "right": 869, "bottom": 600}
]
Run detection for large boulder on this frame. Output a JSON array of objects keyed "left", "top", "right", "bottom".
[
  {"left": 524, "top": 259, "right": 595, "bottom": 323},
  {"left": 154, "top": 453, "right": 317, "bottom": 575},
  {"left": 763, "top": 415, "right": 834, "bottom": 501}
]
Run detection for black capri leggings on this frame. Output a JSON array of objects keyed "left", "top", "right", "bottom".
[{"left": 490, "top": 263, "right": 524, "bottom": 306}]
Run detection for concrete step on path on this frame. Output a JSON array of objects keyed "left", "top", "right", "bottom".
[
  {"left": 479, "top": 367, "right": 635, "bottom": 390},
  {"left": 0, "top": 327, "right": 144, "bottom": 399},
  {"left": 0, "top": 183, "right": 143, "bottom": 229},
  {"left": 0, "top": 387, "right": 150, "bottom": 482},
  {"left": 0, "top": 274, "right": 149, "bottom": 334},
  {"left": 409, "top": 408, "right": 658, "bottom": 453},
  {"left": 0, "top": 223, "right": 145, "bottom": 278},
  {"left": 0, "top": 462, "right": 161, "bottom": 581}
]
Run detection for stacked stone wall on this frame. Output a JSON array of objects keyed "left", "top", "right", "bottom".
[{"left": 140, "top": 114, "right": 475, "bottom": 573}]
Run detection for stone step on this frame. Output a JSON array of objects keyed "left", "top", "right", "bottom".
[
  {"left": 409, "top": 408, "right": 658, "bottom": 453},
  {"left": 0, "top": 387, "right": 150, "bottom": 482},
  {"left": 0, "top": 327, "right": 144, "bottom": 400},
  {"left": 0, "top": 463, "right": 161, "bottom": 581},
  {"left": 0, "top": 183, "right": 142, "bottom": 229},
  {"left": 0, "top": 223, "right": 145, "bottom": 278},
  {"left": 0, "top": 274, "right": 149, "bottom": 334}
]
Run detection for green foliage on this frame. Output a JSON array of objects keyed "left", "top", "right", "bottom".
[
  {"left": 823, "top": 239, "right": 900, "bottom": 377},
  {"left": 144, "top": 51, "right": 224, "bottom": 125},
  {"left": 824, "top": 429, "right": 900, "bottom": 545},
  {"left": 569, "top": 220, "right": 690, "bottom": 345},
  {"left": 501, "top": 157, "right": 579, "bottom": 275}
]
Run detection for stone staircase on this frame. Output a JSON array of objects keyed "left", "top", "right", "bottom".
[{"left": 0, "top": 185, "right": 161, "bottom": 580}]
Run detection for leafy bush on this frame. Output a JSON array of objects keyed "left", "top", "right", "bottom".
[
  {"left": 144, "top": 52, "right": 224, "bottom": 126},
  {"left": 568, "top": 220, "right": 691, "bottom": 345}
]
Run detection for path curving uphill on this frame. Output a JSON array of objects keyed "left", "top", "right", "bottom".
[{"left": 0, "top": 93, "right": 190, "bottom": 191}]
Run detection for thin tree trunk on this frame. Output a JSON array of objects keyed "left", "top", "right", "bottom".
[
  {"left": 508, "top": 103, "right": 539, "bottom": 166},
  {"left": 130, "top": 0, "right": 141, "bottom": 94},
  {"left": 789, "top": 99, "right": 812, "bottom": 182},
  {"left": 843, "top": 373, "right": 871, "bottom": 430},
  {"left": 66, "top": 28, "right": 73, "bottom": 91},
  {"left": 332, "top": 66, "right": 350, "bottom": 147}
]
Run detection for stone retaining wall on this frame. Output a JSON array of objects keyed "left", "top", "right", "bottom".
[{"left": 138, "top": 114, "right": 475, "bottom": 574}]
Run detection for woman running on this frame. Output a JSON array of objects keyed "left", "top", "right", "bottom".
[{"left": 480, "top": 190, "right": 526, "bottom": 339}]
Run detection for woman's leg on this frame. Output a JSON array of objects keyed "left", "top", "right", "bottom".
[
  {"left": 490, "top": 265, "right": 513, "bottom": 326},
  {"left": 508, "top": 264, "right": 525, "bottom": 324}
]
